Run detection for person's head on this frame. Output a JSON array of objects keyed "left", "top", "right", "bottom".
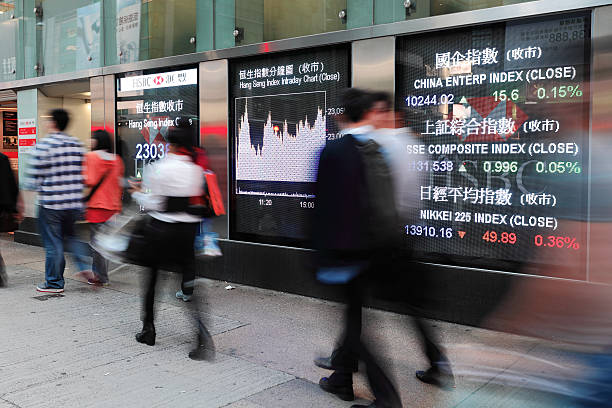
[
  {"left": 167, "top": 117, "right": 196, "bottom": 155},
  {"left": 338, "top": 88, "right": 375, "bottom": 128},
  {"left": 91, "top": 129, "right": 112, "bottom": 152},
  {"left": 47, "top": 109, "right": 70, "bottom": 132},
  {"left": 368, "top": 91, "right": 394, "bottom": 129}
]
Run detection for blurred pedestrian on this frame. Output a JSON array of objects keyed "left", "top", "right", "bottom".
[
  {"left": 368, "top": 92, "right": 454, "bottom": 389},
  {"left": 28, "top": 109, "right": 89, "bottom": 293},
  {"left": 129, "top": 118, "right": 214, "bottom": 360},
  {"left": 0, "top": 152, "right": 23, "bottom": 287},
  {"left": 82, "top": 129, "right": 124, "bottom": 286},
  {"left": 314, "top": 88, "right": 402, "bottom": 408}
]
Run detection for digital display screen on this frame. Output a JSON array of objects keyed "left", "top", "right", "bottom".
[
  {"left": 2, "top": 111, "right": 18, "bottom": 150},
  {"left": 229, "top": 46, "right": 350, "bottom": 245},
  {"left": 396, "top": 13, "right": 591, "bottom": 279},
  {"left": 116, "top": 66, "right": 199, "bottom": 180}
]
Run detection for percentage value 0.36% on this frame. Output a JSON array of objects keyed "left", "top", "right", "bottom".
[
  {"left": 534, "top": 235, "right": 580, "bottom": 250},
  {"left": 535, "top": 161, "right": 582, "bottom": 174},
  {"left": 537, "top": 85, "right": 583, "bottom": 100}
]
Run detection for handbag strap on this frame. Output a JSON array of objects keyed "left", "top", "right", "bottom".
[{"left": 84, "top": 169, "right": 111, "bottom": 203}]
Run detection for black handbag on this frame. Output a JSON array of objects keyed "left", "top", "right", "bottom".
[{"left": 122, "top": 216, "right": 151, "bottom": 266}]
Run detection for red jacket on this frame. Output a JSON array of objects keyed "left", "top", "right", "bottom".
[{"left": 84, "top": 151, "right": 124, "bottom": 219}]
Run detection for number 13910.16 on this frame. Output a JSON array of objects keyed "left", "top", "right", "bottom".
[{"left": 135, "top": 143, "right": 169, "bottom": 160}]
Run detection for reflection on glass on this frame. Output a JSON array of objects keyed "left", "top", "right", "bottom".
[
  {"left": 105, "top": 0, "right": 196, "bottom": 66},
  {"left": 40, "top": 0, "right": 102, "bottom": 75},
  {"left": 431, "top": 0, "right": 536, "bottom": 16},
  {"left": 372, "top": 0, "right": 538, "bottom": 25},
  {"left": 0, "top": 1, "right": 17, "bottom": 81},
  {"left": 233, "top": 0, "right": 347, "bottom": 46}
]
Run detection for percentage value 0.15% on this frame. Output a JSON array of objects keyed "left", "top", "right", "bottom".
[
  {"left": 535, "top": 161, "right": 582, "bottom": 174},
  {"left": 536, "top": 85, "right": 583, "bottom": 100},
  {"left": 534, "top": 235, "right": 580, "bottom": 250}
]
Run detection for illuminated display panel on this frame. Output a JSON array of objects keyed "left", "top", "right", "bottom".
[
  {"left": 116, "top": 66, "right": 199, "bottom": 181},
  {"left": 229, "top": 46, "right": 350, "bottom": 246},
  {"left": 396, "top": 13, "right": 591, "bottom": 279}
]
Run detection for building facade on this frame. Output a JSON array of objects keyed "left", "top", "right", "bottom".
[{"left": 1, "top": 0, "right": 611, "bottom": 325}]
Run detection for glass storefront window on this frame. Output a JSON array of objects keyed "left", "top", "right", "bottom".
[
  {"left": 0, "top": 0, "right": 574, "bottom": 84},
  {"left": 0, "top": 1, "right": 18, "bottom": 82},
  {"left": 229, "top": 0, "right": 347, "bottom": 48},
  {"left": 373, "top": 0, "right": 538, "bottom": 24},
  {"left": 105, "top": 0, "right": 197, "bottom": 66},
  {"left": 37, "top": 0, "right": 103, "bottom": 76}
]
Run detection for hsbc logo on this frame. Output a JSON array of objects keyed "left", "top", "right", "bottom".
[{"left": 120, "top": 68, "right": 197, "bottom": 92}]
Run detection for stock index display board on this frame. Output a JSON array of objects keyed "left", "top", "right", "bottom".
[
  {"left": 397, "top": 13, "right": 591, "bottom": 279},
  {"left": 230, "top": 45, "right": 349, "bottom": 245}
]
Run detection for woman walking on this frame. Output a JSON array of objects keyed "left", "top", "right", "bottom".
[
  {"left": 128, "top": 119, "right": 214, "bottom": 360},
  {"left": 83, "top": 130, "right": 124, "bottom": 285}
]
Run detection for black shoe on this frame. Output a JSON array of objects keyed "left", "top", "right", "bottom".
[
  {"left": 189, "top": 321, "right": 215, "bottom": 360},
  {"left": 319, "top": 376, "right": 354, "bottom": 401},
  {"left": 135, "top": 323, "right": 156, "bottom": 346},
  {"left": 416, "top": 364, "right": 454, "bottom": 389},
  {"left": 314, "top": 350, "right": 358, "bottom": 372},
  {"left": 351, "top": 403, "right": 390, "bottom": 408},
  {"left": 189, "top": 346, "right": 215, "bottom": 361}
]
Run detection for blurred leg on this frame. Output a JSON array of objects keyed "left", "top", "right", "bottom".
[
  {"left": 38, "top": 207, "right": 66, "bottom": 289},
  {"left": 90, "top": 223, "right": 109, "bottom": 282},
  {"left": 63, "top": 209, "right": 90, "bottom": 274},
  {"left": 0, "top": 250, "right": 6, "bottom": 287}
]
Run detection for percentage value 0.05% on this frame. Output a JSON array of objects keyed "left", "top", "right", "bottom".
[
  {"left": 534, "top": 235, "right": 580, "bottom": 250},
  {"left": 535, "top": 161, "right": 582, "bottom": 174},
  {"left": 536, "top": 85, "right": 583, "bottom": 100}
]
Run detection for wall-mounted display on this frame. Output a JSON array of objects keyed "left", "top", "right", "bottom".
[
  {"left": 396, "top": 13, "right": 591, "bottom": 279},
  {"left": 229, "top": 45, "right": 350, "bottom": 246}
]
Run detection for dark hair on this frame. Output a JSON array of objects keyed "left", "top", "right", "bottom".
[
  {"left": 92, "top": 129, "right": 112, "bottom": 152},
  {"left": 339, "top": 88, "right": 375, "bottom": 123},
  {"left": 370, "top": 91, "right": 392, "bottom": 110},
  {"left": 50, "top": 109, "right": 69, "bottom": 131},
  {"left": 167, "top": 117, "right": 197, "bottom": 155}
]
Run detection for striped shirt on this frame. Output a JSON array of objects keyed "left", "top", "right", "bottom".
[{"left": 28, "top": 132, "right": 85, "bottom": 210}]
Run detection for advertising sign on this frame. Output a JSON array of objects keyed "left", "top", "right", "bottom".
[
  {"left": 116, "top": 67, "right": 198, "bottom": 180},
  {"left": 116, "top": 0, "right": 141, "bottom": 64},
  {"left": 18, "top": 118, "right": 37, "bottom": 153}
]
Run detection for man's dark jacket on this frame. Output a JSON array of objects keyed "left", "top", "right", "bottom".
[{"left": 314, "top": 134, "right": 370, "bottom": 267}]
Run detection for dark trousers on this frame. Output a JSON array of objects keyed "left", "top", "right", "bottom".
[
  {"left": 0, "top": 251, "right": 6, "bottom": 287},
  {"left": 330, "top": 272, "right": 402, "bottom": 408},
  {"left": 142, "top": 218, "right": 199, "bottom": 325},
  {"left": 413, "top": 316, "right": 443, "bottom": 368},
  {"left": 90, "top": 223, "right": 109, "bottom": 283},
  {"left": 140, "top": 217, "right": 213, "bottom": 348}
]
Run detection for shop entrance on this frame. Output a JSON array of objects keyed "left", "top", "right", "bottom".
[
  {"left": 0, "top": 90, "right": 17, "bottom": 175},
  {"left": 37, "top": 80, "right": 92, "bottom": 147}
]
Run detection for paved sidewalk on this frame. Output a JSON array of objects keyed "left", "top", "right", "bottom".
[{"left": 0, "top": 239, "right": 577, "bottom": 407}]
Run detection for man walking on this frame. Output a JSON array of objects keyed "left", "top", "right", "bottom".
[
  {"left": 314, "top": 89, "right": 402, "bottom": 408},
  {"left": 28, "top": 109, "right": 88, "bottom": 293}
]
